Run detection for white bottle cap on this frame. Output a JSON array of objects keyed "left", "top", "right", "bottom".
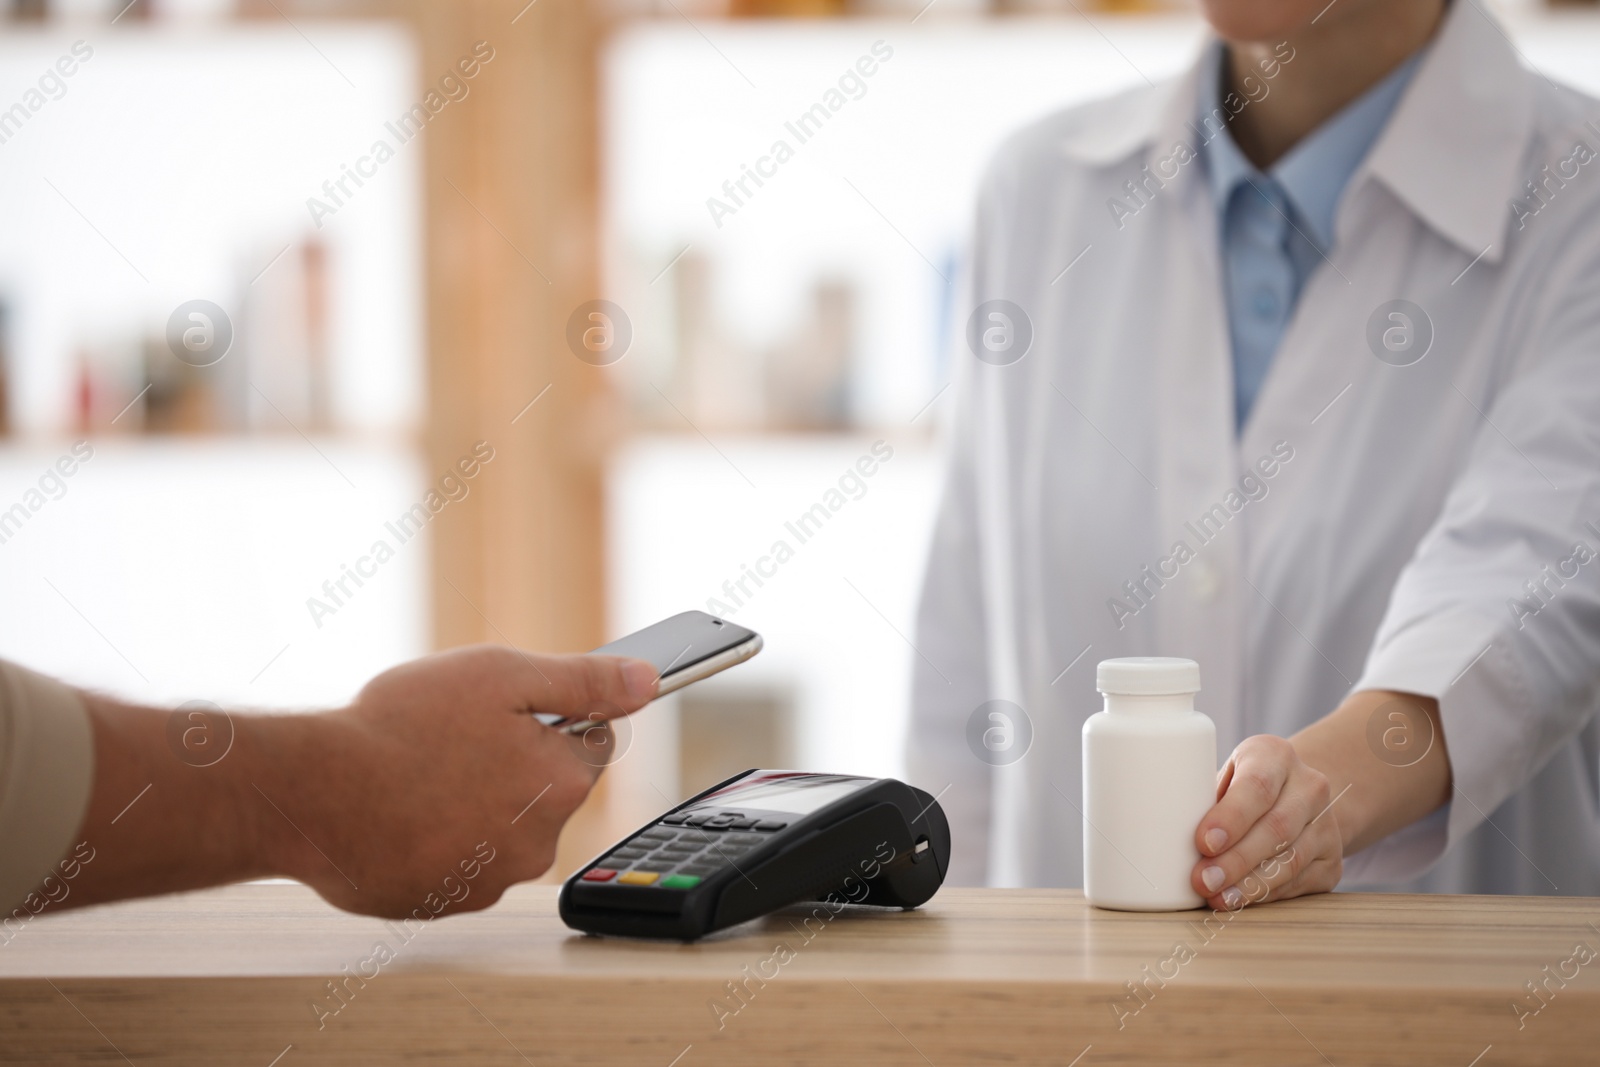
[{"left": 1096, "top": 657, "right": 1201, "bottom": 695}]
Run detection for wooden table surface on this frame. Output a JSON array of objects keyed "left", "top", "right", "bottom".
[{"left": 2, "top": 883, "right": 1597, "bottom": 1065}]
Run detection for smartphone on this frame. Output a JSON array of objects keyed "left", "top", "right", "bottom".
[{"left": 540, "top": 611, "right": 762, "bottom": 734}]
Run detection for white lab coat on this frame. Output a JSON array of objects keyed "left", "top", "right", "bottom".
[{"left": 909, "top": 0, "right": 1600, "bottom": 894}]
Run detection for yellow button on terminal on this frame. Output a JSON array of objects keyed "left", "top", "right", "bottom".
[{"left": 617, "top": 871, "right": 660, "bottom": 886}]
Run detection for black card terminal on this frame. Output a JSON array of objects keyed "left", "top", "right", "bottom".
[{"left": 558, "top": 769, "right": 951, "bottom": 941}]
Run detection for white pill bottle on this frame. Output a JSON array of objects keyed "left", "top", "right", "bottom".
[{"left": 1082, "top": 657, "right": 1216, "bottom": 911}]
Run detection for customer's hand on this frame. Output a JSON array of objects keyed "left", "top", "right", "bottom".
[
  {"left": 62, "top": 645, "right": 657, "bottom": 918},
  {"left": 1190, "top": 735, "right": 1343, "bottom": 910},
  {"left": 280, "top": 646, "right": 659, "bottom": 918}
]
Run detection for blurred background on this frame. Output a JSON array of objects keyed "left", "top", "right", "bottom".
[{"left": 1, "top": 0, "right": 1597, "bottom": 877}]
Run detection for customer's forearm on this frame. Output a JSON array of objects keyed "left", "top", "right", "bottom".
[
  {"left": 1290, "top": 689, "right": 1451, "bottom": 856},
  {"left": 59, "top": 694, "right": 339, "bottom": 910}
]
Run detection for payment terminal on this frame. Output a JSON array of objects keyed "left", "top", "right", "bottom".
[{"left": 558, "top": 769, "right": 951, "bottom": 941}]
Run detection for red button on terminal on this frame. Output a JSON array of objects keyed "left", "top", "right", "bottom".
[{"left": 581, "top": 868, "right": 618, "bottom": 882}]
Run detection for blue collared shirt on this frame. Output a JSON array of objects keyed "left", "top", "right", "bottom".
[{"left": 1200, "top": 42, "right": 1424, "bottom": 432}]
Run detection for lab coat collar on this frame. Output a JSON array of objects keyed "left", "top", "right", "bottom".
[
  {"left": 1049, "top": 60, "right": 1195, "bottom": 169},
  {"left": 1353, "top": 0, "right": 1534, "bottom": 263},
  {"left": 1053, "top": 0, "right": 1533, "bottom": 263}
]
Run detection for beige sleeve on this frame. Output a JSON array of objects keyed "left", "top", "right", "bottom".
[{"left": 0, "top": 661, "right": 93, "bottom": 915}]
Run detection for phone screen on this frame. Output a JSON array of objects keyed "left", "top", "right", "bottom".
[{"left": 591, "top": 611, "right": 757, "bottom": 678}]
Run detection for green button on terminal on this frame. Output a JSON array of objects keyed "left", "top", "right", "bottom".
[{"left": 659, "top": 874, "right": 701, "bottom": 889}]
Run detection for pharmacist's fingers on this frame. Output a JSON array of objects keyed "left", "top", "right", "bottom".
[
  {"left": 1266, "top": 855, "right": 1344, "bottom": 904},
  {"left": 1192, "top": 748, "right": 1335, "bottom": 908},
  {"left": 1197, "top": 781, "right": 1341, "bottom": 910},
  {"left": 1194, "top": 735, "right": 1295, "bottom": 860},
  {"left": 1208, "top": 759, "right": 1324, "bottom": 881},
  {"left": 1239, "top": 850, "right": 1342, "bottom": 907}
]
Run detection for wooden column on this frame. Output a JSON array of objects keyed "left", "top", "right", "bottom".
[
  {"left": 410, "top": 0, "right": 612, "bottom": 656},
  {"left": 281, "top": 0, "right": 618, "bottom": 873}
]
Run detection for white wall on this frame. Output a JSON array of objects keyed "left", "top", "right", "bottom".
[
  {"left": 606, "top": 435, "right": 939, "bottom": 808},
  {"left": 0, "top": 440, "right": 427, "bottom": 709}
]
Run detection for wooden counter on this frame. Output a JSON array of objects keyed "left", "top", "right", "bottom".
[{"left": 3, "top": 884, "right": 1597, "bottom": 1065}]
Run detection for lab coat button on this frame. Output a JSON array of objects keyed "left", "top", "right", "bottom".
[{"left": 1191, "top": 560, "right": 1221, "bottom": 602}]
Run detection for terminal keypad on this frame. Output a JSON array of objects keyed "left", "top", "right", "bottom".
[{"left": 592, "top": 813, "right": 788, "bottom": 889}]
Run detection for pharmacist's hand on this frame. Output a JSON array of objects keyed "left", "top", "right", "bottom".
[
  {"left": 287, "top": 645, "right": 658, "bottom": 918},
  {"left": 1190, "top": 735, "right": 1342, "bottom": 910}
]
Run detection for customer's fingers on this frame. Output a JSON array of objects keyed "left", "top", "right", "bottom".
[
  {"left": 516, "top": 653, "right": 659, "bottom": 718},
  {"left": 561, "top": 719, "right": 622, "bottom": 769}
]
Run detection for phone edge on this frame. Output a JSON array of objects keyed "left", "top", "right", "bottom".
[
  {"left": 557, "top": 634, "right": 763, "bottom": 734},
  {"left": 655, "top": 633, "right": 763, "bottom": 696}
]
